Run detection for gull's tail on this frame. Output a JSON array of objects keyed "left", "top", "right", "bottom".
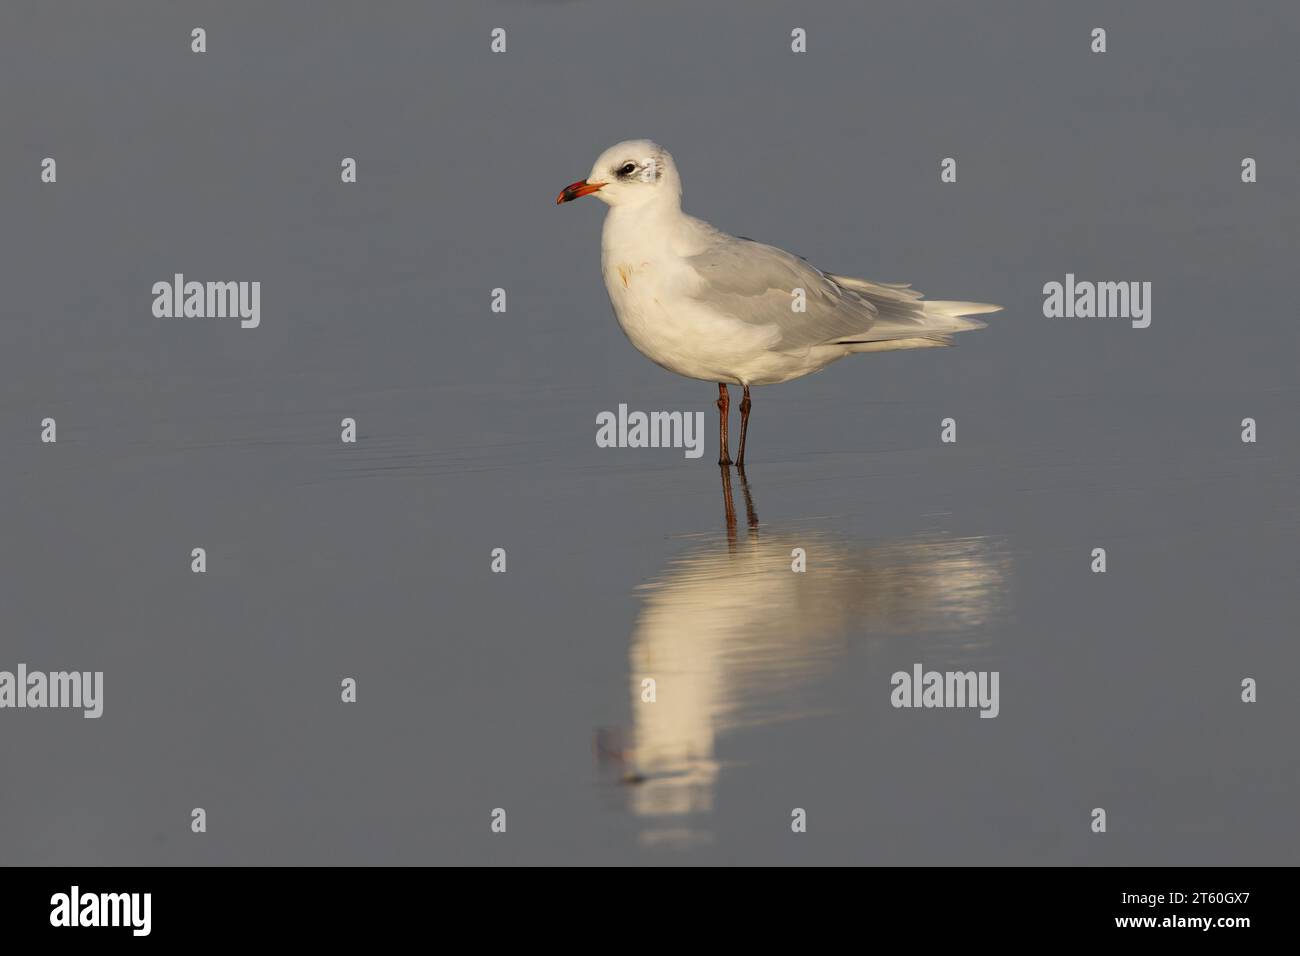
[{"left": 827, "top": 274, "right": 1002, "bottom": 353}]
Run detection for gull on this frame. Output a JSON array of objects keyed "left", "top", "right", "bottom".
[{"left": 557, "top": 139, "right": 1001, "bottom": 467}]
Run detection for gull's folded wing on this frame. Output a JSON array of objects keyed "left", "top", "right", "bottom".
[{"left": 682, "top": 236, "right": 937, "bottom": 350}]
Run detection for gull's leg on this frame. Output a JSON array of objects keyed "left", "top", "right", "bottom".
[
  {"left": 736, "top": 386, "right": 752, "bottom": 468},
  {"left": 716, "top": 383, "right": 731, "bottom": 467}
]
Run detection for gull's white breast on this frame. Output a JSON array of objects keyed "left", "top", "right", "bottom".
[{"left": 599, "top": 212, "right": 829, "bottom": 386}]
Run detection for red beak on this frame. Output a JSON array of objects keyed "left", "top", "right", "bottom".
[{"left": 556, "top": 179, "right": 606, "bottom": 204}]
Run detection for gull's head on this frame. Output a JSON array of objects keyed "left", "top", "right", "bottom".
[{"left": 556, "top": 139, "right": 681, "bottom": 210}]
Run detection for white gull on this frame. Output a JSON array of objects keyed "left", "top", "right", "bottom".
[{"left": 558, "top": 139, "right": 1001, "bottom": 466}]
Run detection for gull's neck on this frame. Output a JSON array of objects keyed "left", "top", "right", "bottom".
[
  {"left": 603, "top": 195, "right": 691, "bottom": 257},
  {"left": 610, "top": 192, "right": 684, "bottom": 224}
]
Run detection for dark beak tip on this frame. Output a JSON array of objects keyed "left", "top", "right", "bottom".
[{"left": 556, "top": 179, "right": 601, "bottom": 205}]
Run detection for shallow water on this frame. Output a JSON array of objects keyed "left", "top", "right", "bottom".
[{"left": 2, "top": 1, "right": 1298, "bottom": 865}]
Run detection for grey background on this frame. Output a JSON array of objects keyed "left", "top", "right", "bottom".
[{"left": 2, "top": 0, "right": 1297, "bottom": 865}]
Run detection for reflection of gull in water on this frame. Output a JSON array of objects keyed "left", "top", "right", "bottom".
[{"left": 596, "top": 470, "right": 1010, "bottom": 836}]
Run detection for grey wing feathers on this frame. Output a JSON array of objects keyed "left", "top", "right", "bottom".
[{"left": 683, "top": 237, "right": 938, "bottom": 350}]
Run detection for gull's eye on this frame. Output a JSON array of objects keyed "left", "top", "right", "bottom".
[{"left": 618, "top": 162, "right": 637, "bottom": 177}]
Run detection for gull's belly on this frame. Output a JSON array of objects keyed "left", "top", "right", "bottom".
[{"left": 603, "top": 263, "right": 826, "bottom": 386}]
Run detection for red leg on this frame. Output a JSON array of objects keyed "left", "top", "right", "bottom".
[
  {"left": 737, "top": 386, "right": 752, "bottom": 468},
  {"left": 716, "top": 383, "right": 731, "bottom": 467}
]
